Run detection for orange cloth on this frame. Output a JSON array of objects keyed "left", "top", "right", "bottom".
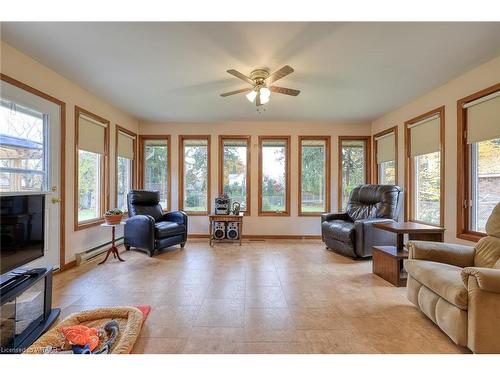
[{"left": 61, "top": 325, "right": 100, "bottom": 351}]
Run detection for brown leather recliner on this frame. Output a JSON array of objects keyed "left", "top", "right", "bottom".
[
  {"left": 321, "top": 184, "right": 403, "bottom": 258},
  {"left": 405, "top": 202, "right": 500, "bottom": 353}
]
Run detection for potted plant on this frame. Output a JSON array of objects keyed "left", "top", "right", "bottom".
[{"left": 104, "top": 208, "right": 124, "bottom": 225}]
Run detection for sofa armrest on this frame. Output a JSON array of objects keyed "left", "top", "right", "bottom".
[
  {"left": 407, "top": 241, "right": 475, "bottom": 268},
  {"left": 161, "top": 210, "right": 188, "bottom": 226},
  {"left": 124, "top": 214, "right": 156, "bottom": 252},
  {"left": 321, "top": 212, "right": 348, "bottom": 223},
  {"left": 462, "top": 267, "right": 500, "bottom": 294}
]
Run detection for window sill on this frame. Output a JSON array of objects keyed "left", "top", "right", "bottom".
[
  {"left": 258, "top": 212, "right": 290, "bottom": 217},
  {"left": 74, "top": 218, "right": 104, "bottom": 231},
  {"left": 184, "top": 211, "right": 209, "bottom": 216},
  {"left": 298, "top": 212, "right": 325, "bottom": 217},
  {"left": 457, "top": 231, "right": 485, "bottom": 243}
]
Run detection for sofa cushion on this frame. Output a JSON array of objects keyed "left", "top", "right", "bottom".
[
  {"left": 405, "top": 259, "right": 468, "bottom": 310},
  {"left": 321, "top": 220, "right": 355, "bottom": 244},
  {"left": 154, "top": 221, "right": 186, "bottom": 238}
]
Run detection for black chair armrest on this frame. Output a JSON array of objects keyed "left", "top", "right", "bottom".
[
  {"left": 353, "top": 218, "right": 397, "bottom": 257},
  {"left": 321, "top": 212, "right": 348, "bottom": 222},
  {"left": 124, "top": 214, "right": 156, "bottom": 252},
  {"left": 161, "top": 210, "right": 188, "bottom": 226}
]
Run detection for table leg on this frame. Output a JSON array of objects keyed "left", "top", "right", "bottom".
[
  {"left": 239, "top": 221, "right": 242, "bottom": 246},
  {"left": 99, "top": 226, "right": 125, "bottom": 264},
  {"left": 396, "top": 233, "right": 404, "bottom": 251}
]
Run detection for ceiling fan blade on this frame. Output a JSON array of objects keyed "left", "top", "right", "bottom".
[
  {"left": 227, "top": 69, "right": 254, "bottom": 85},
  {"left": 256, "top": 92, "right": 262, "bottom": 106},
  {"left": 267, "top": 65, "right": 294, "bottom": 84},
  {"left": 269, "top": 86, "right": 301, "bottom": 96},
  {"left": 220, "top": 87, "right": 252, "bottom": 97}
]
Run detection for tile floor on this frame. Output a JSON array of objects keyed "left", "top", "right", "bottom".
[{"left": 52, "top": 239, "right": 469, "bottom": 354}]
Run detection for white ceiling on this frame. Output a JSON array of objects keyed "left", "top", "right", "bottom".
[{"left": 1, "top": 22, "right": 499, "bottom": 123}]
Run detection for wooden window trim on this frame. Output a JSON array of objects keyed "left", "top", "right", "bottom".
[
  {"left": 337, "top": 136, "right": 371, "bottom": 211},
  {"left": 115, "top": 125, "right": 137, "bottom": 215},
  {"left": 457, "top": 83, "right": 500, "bottom": 242},
  {"left": 138, "top": 135, "right": 171, "bottom": 212},
  {"left": 0, "top": 73, "right": 67, "bottom": 268},
  {"left": 74, "top": 106, "right": 110, "bottom": 231},
  {"left": 218, "top": 135, "right": 251, "bottom": 216},
  {"left": 258, "top": 136, "right": 291, "bottom": 216},
  {"left": 373, "top": 126, "right": 399, "bottom": 185},
  {"left": 298, "top": 135, "right": 331, "bottom": 216},
  {"left": 178, "top": 135, "right": 211, "bottom": 216},
  {"left": 404, "top": 106, "right": 445, "bottom": 228}
]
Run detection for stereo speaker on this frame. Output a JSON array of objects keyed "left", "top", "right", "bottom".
[
  {"left": 213, "top": 222, "right": 226, "bottom": 240},
  {"left": 226, "top": 222, "right": 239, "bottom": 240}
]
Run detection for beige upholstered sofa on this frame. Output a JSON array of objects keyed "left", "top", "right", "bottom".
[{"left": 405, "top": 203, "right": 500, "bottom": 353}]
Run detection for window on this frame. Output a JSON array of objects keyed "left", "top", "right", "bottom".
[
  {"left": 179, "top": 135, "right": 211, "bottom": 214},
  {"left": 258, "top": 136, "right": 290, "bottom": 215},
  {"left": 219, "top": 136, "right": 250, "bottom": 213},
  {"left": 374, "top": 126, "right": 398, "bottom": 185},
  {"left": 458, "top": 85, "right": 500, "bottom": 240},
  {"left": 298, "top": 136, "right": 330, "bottom": 215},
  {"left": 75, "top": 106, "right": 109, "bottom": 229},
  {"left": 338, "top": 136, "right": 370, "bottom": 210},
  {"left": 405, "top": 107, "right": 444, "bottom": 226},
  {"left": 139, "top": 136, "right": 170, "bottom": 210},
  {"left": 116, "top": 126, "right": 136, "bottom": 213},
  {"left": 0, "top": 98, "right": 47, "bottom": 192}
]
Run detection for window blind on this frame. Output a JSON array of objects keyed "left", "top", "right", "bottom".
[
  {"left": 376, "top": 132, "right": 395, "bottom": 164},
  {"left": 409, "top": 115, "right": 440, "bottom": 157},
  {"left": 466, "top": 91, "right": 500, "bottom": 144},
  {"left": 78, "top": 114, "right": 107, "bottom": 154},
  {"left": 117, "top": 131, "right": 135, "bottom": 159}
]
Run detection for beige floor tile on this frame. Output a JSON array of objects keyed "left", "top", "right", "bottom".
[{"left": 52, "top": 240, "right": 471, "bottom": 354}]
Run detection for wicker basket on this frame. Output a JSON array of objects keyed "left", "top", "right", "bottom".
[{"left": 104, "top": 214, "right": 123, "bottom": 225}]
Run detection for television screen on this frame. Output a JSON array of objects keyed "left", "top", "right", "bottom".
[{"left": 0, "top": 194, "right": 45, "bottom": 275}]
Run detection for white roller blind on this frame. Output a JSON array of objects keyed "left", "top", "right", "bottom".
[
  {"left": 466, "top": 92, "right": 500, "bottom": 144},
  {"left": 117, "top": 131, "right": 135, "bottom": 159},
  {"left": 78, "top": 115, "right": 107, "bottom": 154},
  {"left": 410, "top": 116, "right": 440, "bottom": 157},
  {"left": 376, "top": 132, "right": 395, "bottom": 164}
]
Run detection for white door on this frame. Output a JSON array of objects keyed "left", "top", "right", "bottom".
[{"left": 1, "top": 80, "right": 62, "bottom": 270}]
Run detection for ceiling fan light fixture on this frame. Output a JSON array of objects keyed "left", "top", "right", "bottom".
[
  {"left": 246, "top": 90, "right": 257, "bottom": 102},
  {"left": 260, "top": 93, "right": 270, "bottom": 104},
  {"left": 260, "top": 87, "right": 271, "bottom": 100}
]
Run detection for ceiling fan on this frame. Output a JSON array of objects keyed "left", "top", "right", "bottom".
[{"left": 220, "top": 65, "right": 300, "bottom": 106}]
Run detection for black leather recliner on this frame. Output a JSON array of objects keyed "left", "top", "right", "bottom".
[
  {"left": 124, "top": 190, "right": 188, "bottom": 256},
  {"left": 321, "top": 184, "right": 403, "bottom": 259}
]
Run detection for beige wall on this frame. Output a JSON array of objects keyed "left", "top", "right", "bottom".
[
  {"left": 1, "top": 41, "right": 140, "bottom": 263},
  {"left": 371, "top": 55, "right": 500, "bottom": 245},
  {"left": 140, "top": 121, "right": 371, "bottom": 235}
]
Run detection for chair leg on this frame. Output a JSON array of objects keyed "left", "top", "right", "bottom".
[
  {"left": 124, "top": 244, "right": 131, "bottom": 251},
  {"left": 180, "top": 242, "right": 186, "bottom": 249}
]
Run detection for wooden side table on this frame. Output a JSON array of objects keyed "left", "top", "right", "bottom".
[
  {"left": 99, "top": 221, "right": 126, "bottom": 264},
  {"left": 372, "top": 246, "right": 408, "bottom": 287},
  {"left": 372, "top": 221, "right": 445, "bottom": 250},
  {"left": 371, "top": 221, "right": 445, "bottom": 286},
  {"left": 208, "top": 213, "right": 243, "bottom": 247}
]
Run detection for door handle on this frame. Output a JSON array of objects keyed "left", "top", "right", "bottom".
[{"left": 51, "top": 197, "right": 61, "bottom": 204}]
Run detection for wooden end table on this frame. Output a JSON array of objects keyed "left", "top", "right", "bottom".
[
  {"left": 372, "top": 246, "right": 409, "bottom": 287},
  {"left": 371, "top": 222, "right": 445, "bottom": 287},
  {"left": 99, "top": 221, "right": 126, "bottom": 264},
  {"left": 372, "top": 221, "right": 445, "bottom": 251},
  {"left": 209, "top": 213, "right": 244, "bottom": 247}
]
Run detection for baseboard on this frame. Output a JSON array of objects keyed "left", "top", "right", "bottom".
[
  {"left": 188, "top": 234, "right": 321, "bottom": 240},
  {"left": 55, "top": 260, "right": 76, "bottom": 273}
]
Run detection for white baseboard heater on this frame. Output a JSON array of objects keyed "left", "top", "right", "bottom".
[{"left": 75, "top": 237, "right": 124, "bottom": 266}]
